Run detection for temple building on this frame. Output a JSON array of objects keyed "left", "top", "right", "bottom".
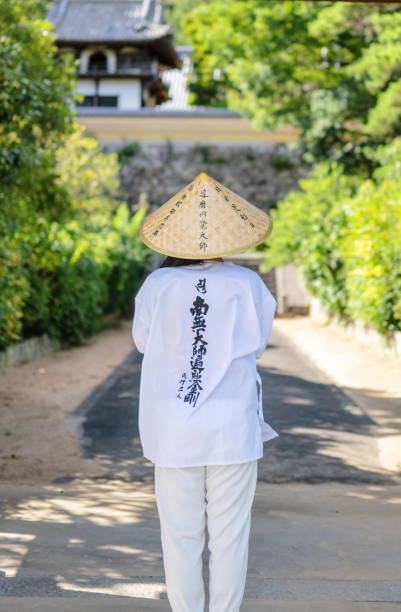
[
  {"left": 47, "top": 0, "right": 180, "bottom": 110},
  {"left": 47, "top": 0, "right": 298, "bottom": 146}
]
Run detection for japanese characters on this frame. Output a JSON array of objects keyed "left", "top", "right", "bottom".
[
  {"left": 214, "top": 183, "right": 256, "bottom": 229},
  {"left": 177, "top": 276, "right": 209, "bottom": 407},
  {"left": 151, "top": 183, "right": 194, "bottom": 237},
  {"left": 199, "top": 187, "right": 208, "bottom": 253}
]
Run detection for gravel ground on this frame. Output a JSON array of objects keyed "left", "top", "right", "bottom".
[{"left": 0, "top": 320, "right": 134, "bottom": 483}]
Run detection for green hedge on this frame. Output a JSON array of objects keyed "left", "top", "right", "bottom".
[
  {"left": 0, "top": 203, "right": 150, "bottom": 350},
  {"left": 261, "top": 143, "right": 401, "bottom": 335},
  {"left": 339, "top": 177, "right": 401, "bottom": 336},
  {"left": 0, "top": 1, "right": 152, "bottom": 352}
]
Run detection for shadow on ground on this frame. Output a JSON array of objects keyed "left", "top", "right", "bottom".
[{"left": 74, "top": 346, "right": 398, "bottom": 485}]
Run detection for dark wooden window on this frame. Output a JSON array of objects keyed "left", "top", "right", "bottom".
[
  {"left": 117, "top": 50, "right": 151, "bottom": 71},
  {"left": 88, "top": 52, "right": 107, "bottom": 73},
  {"left": 78, "top": 95, "right": 118, "bottom": 107},
  {"left": 98, "top": 96, "right": 118, "bottom": 107},
  {"left": 117, "top": 52, "right": 139, "bottom": 70}
]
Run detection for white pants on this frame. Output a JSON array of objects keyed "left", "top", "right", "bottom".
[{"left": 154, "top": 460, "right": 258, "bottom": 612}]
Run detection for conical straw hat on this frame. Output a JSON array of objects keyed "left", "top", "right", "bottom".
[{"left": 139, "top": 172, "right": 273, "bottom": 259}]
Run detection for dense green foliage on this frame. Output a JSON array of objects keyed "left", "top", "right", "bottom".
[
  {"left": 0, "top": 203, "right": 149, "bottom": 348},
  {"left": 261, "top": 142, "right": 401, "bottom": 335},
  {"left": 0, "top": 0, "right": 151, "bottom": 350},
  {"left": 339, "top": 142, "right": 401, "bottom": 334},
  {"left": 0, "top": 124, "right": 151, "bottom": 350},
  {"left": 183, "top": 1, "right": 401, "bottom": 174},
  {"left": 180, "top": 0, "right": 401, "bottom": 336},
  {"left": 55, "top": 124, "right": 124, "bottom": 219},
  {"left": 164, "top": 0, "right": 210, "bottom": 45},
  {"left": 0, "top": 0, "right": 76, "bottom": 221},
  {"left": 260, "top": 164, "right": 360, "bottom": 320}
]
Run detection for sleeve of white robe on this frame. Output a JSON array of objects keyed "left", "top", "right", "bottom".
[
  {"left": 132, "top": 275, "right": 155, "bottom": 354},
  {"left": 255, "top": 278, "right": 277, "bottom": 359}
]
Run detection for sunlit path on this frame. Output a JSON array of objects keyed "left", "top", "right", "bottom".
[
  {"left": 1, "top": 478, "right": 401, "bottom": 609},
  {"left": 2, "top": 319, "right": 400, "bottom": 608},
  {"left": 76, "top": 326, "right": 397, "bottom": 486}
]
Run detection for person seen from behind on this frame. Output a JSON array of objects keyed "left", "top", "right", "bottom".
[{"left": 132, "top": 172, "right": 279, "bottom": 611}]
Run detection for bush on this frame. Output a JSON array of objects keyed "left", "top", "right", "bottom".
[
  {"left": 0, "top": 203, "right": 150, "bottom": 350},
  {"left": 0, "top": 231, "right": 30, "bottom": 345},
  {"left": 117, "top": 140, "right": 142, "bottom": 162},
  {"left": 0, "top": 1, "right": 152, "bottom": 351},
  {"left": 261, "top": 162, "right": 361, "bottom": 320},
  {"left": 20, "top": 219, "right": 108, "bottom": 344},
  {"left": 0, "top": 0, "right": 75, "bottom": 220},
  {"left": 261, "top": 154, "right": 401, "bottom": 335},
  {"left": 339, "top": 174, "right": 401, "bottom": 335},
  {"left": 101, "top": 201, "right": 150, "bottom": 318}
]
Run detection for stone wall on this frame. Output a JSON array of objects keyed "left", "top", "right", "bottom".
[
  {"left": 115, "top": 140, "right": 309, "bottom": 212},
  {"left": 0, "top": 334, "right": 61, "bottom": 370}
]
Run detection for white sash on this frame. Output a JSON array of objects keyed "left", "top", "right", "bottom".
[{"left": 256, "top": 369, "right": 279, "bottom": 442}]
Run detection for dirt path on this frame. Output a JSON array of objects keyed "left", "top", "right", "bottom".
[
  {"left": 0, "top": 320, "right": 134, "bottom": 483},
  {"left": 66, "top": 325, "right": 399, "bottom": 486},
  {"left": 0, "top": 478, "right": 401, "bottom": 610},
  {"left": 1, "top": 315, "right": 401, "bottom": 609},
  {"left": 274, "top": 315, "right": 401, "bottom": 473}
]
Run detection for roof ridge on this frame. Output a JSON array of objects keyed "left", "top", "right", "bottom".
[{"left": 47, "top": 0, "right": 179, "bottom": 68}]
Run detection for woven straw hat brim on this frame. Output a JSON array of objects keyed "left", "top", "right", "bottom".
[{"left": 139, "top": 172, "right": 273, "bottom": 259}]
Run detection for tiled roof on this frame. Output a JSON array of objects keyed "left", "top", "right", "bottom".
[{"left": 47, "top": 0, "right": 171, "bottom": 43}]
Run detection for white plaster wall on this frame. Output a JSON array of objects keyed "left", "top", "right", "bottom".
[
  {"left": 76, "top": 78, "right": 96, "bottom": 96},
  {"left": 105, "top": 50, "right": 117, "bottom": 73},
  {"left": 79, "top": 50, "right": 91, "bottom": 73},
  {"left": 98, "top": 79, "right": 141, "bottom": 110}
]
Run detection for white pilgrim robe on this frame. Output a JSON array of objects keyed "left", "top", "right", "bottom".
[{"left": 132, "top": 260, "right": 279, "bottom": 467}]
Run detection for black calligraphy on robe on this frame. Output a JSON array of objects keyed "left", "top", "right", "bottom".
[{"left": 176, "top": 277, "right": 209, "bottom": 407}]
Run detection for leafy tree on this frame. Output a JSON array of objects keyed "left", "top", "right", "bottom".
[
  {"left": 261, "top": 147, "right": 401, "bottom": 335},
  {"left": 261, "top": 162, "right": 362, "bottom": 319},
  {"left": 0, "top": 0, "right": 151, "bottom": 349},
  {"left": 338, "top": 137, "right": 401, "bottom": 334},
  {"left": 165, "top": 0, "right": 212, "bottom": 45},
  {"left": 55, "top": 123, "right": 125, "bottom": 219},
  {"left": 0, "top": 0, "right": 76, "bottom": 222},
  {"left": 0, "top": 124, "right": 151, "bottom": 349},
  {"left": 345, "top": 11, "right": 401, "bottom": 139},
  {"left": 183, "top": 0, "right": 401, "bottom": 174}
]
